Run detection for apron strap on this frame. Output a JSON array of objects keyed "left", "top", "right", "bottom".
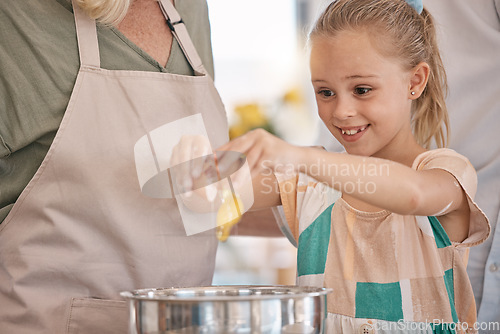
[
  {"left": 71, "top": 0, "right": 206, "bottom": 74},
  {"left": 158, "top": 0, "right": 208, "bottom": 76},
  {"left": 72, "top": 0, "right": 101, "bottom": 68}
]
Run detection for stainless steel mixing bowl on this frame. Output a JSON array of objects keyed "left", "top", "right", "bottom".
[{"left": 121, "top": 285, "right": 331, "bottom": 334}]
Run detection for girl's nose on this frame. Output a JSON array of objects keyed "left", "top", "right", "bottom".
[{"left": 332, "top": 97, "right": 357, "bottom": 120}]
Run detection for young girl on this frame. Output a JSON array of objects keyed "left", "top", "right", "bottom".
[{"left": 219, "top": 0, "right": 490, "bottom": 332}]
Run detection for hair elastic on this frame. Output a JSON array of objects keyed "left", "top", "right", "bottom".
[{"left": 404, "top": 0, "right": 423, "bottom": 14}]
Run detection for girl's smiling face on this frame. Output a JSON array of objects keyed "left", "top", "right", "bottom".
[{"left": 310, "top": 30, "right": 417, "bottom": 159}]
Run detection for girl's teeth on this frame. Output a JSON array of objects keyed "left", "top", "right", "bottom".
[{"left": 342, "top": 126, "right": 366, "bottom": 136}]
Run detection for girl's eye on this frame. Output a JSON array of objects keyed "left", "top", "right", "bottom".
[
  {"left": 318, "top": 89, "right": 334, "bottom": 98},
  {"left": 354, "top": 87, "right": 371, "bottom": 95}
]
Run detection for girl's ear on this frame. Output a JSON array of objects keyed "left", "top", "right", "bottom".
[{"left": 409, "top": 62, "right": 430, "bottom": 99}]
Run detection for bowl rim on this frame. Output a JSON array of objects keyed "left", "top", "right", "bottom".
[{"left": 120, "top": 285, "right": 332, "bottom": 302}]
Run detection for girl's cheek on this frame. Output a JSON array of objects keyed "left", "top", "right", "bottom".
[{"left": 317, "top": 107, "right": 330, "bottom": 122}]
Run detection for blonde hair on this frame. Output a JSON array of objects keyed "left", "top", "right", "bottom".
[
  {"left": 310, "top": 0, "right": 449, "bottom": 148},
  {"left": 74, "top": 0, "right": 132, "bottom": 26}
]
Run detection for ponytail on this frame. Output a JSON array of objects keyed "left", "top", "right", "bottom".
[{"left": 411, "top": 8, "right": 449, "bottom": 148}]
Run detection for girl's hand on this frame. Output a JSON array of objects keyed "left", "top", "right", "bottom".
[{"left": 217, "top": 128, "right": 305, "bottom": 178}]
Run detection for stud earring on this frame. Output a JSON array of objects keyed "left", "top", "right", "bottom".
[{"left": 411, "top": 91, "right": 416, "bottom": 96}]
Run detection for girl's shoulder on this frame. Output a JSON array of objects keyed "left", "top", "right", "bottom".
[
  {"left": 411, "top": 148, "right": 471, "bottom": 171},
  {"left": 412, "top": 148, "right": 490, "bottom": 248},
  {"left": 411, "top": 148, "right": 477, "bottom": 197},
  {"left": 411, "top": 148, "right": 477, "bottom": 191}
]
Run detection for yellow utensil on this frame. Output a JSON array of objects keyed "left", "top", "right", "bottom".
[{"left": 216, "top": 190, "right": 244, "bottom": 242}]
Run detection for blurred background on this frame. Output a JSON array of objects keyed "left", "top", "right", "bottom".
[{"left": 206, "top": 0, "right": 333, "bottom": 286}]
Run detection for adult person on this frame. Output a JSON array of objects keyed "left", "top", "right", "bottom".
[
  {"left": 424, "top": 1, "right": 500, "bottom": 331},
  {"left": 0, "top": 0, "right": 281, "bottom": 333}
]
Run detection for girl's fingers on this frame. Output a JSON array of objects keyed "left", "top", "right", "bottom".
[{"left": 217, "top": 129, "right": 291, "bottom": 180}]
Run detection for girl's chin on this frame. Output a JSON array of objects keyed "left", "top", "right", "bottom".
[{"left": 343, "top": 146, "right": 374, "bottom": 157}]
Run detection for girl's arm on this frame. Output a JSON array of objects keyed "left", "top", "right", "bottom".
[
  {"left": 218, "top": 129, "right": 467, "bottom": 218},
  {"left": 301, "top": 148, "right": 466, "bottom": 216}
]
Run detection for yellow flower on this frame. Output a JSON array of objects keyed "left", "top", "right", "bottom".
[
  {"left": 234, "top": 104, "right": 268, "bottom": 128},
  {"left": 283, "top": 88, "right": 303, "bottom": 105},
  {"left": 229, "top": 124, "right": 247, "bottom": 139},
  {"left": 229, "top": 103, "right": 275, "bottom": 139}
]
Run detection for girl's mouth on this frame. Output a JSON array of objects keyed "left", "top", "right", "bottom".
[{"left": 338, "top": 125, "right": 370, "bottom": 141}]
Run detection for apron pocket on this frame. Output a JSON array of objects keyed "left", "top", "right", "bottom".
[{"left": 66, "top": 297, "right": 128, "bottom": 334}]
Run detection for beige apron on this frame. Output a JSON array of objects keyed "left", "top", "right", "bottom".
[{"left": 0, "top": 1, "right": 228, "bottom": 333}]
